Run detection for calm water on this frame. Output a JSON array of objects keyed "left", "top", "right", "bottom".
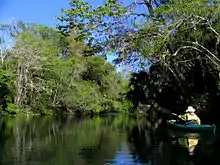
[{"left": 0, "top": 114, "right": 218, "bottom": 165}]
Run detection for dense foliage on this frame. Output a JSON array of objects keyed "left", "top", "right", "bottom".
[
  {"left": 0, "top": 0, "right": 220, "bottom": 121},
  {"left": 57, "top": 0, "right": 220, "bottom": 123},
  {"left": 0, "top": 22, "right": 131, "bottom": 115}
]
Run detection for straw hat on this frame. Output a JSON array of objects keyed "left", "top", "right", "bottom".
[{"left": 185, "top": 106, "right": 195, "bottom": 113}]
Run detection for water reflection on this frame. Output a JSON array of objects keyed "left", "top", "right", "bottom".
[
  {"left": 175, "top": 134, "right": 199, "bottom": 155},
  {"left": 0, "top": 115, "right": 217, "bottom": 165}
]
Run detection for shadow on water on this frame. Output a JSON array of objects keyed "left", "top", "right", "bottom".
[{"left": 0, "top": 115, "right": 219, "bottom": 165}]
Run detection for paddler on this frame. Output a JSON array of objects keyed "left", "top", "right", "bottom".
[{"left": 174, "top": 106, "right": 201, "bottom": 125}]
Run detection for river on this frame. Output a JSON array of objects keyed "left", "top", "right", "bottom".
[{"left": 0, "top": 114, "right": 218, "bottom": 165}]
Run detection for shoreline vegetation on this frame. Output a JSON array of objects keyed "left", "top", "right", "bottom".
[{"left": 0, "top": 0, "right": 220, "bottom": 125}]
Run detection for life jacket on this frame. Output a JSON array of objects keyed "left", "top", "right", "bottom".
[{"left": 185, "top": 113, "right": 199, "bottom": 124}]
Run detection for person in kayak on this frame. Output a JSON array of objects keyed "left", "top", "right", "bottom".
[{"left": 173, "top": 106, "right": 201, "bottom": 125}]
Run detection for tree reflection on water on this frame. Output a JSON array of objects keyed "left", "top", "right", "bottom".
[{"left": 0, "top": 115, "right": 218, "bottom": 165}]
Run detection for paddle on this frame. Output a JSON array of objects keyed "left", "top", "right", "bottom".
[
  {"left": 160, "top": 108, "right": 178, "bottom": 117},
  {"left": 171, "top": 113, "right": 178, "bottom": 117},
  {"left": 160, "top": 108, "right": 186, "bottom": 122}
]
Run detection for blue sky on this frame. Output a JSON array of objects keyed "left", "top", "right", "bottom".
[
  {"left": 0, "top": 0, "right": 143, "bottom": 67},
  {"left": 0, "top": 0, "right": 109, "bottom": 27},
  {"left": 0, "top": 0, "right": 116, "bottom": 61},
  {"left": 0, "top": 0, "right": 119, "bottom": 63},
  {"left": 0, "top": 0, "right": 140, "bottom": 28}
]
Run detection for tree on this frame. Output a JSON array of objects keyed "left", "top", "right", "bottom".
[
  {"left": 0, "top": 20, "right": 131, "bottom": 114},
  {"left": 57, "top": 0, "right": 220, "bottom": 122},
  {"left": 58, "top": 0, "right": 220, "bottom": 67}
]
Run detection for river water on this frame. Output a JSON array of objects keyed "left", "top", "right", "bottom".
[{"left": 0, "top": 114, "right": 218, "bottom": 165}]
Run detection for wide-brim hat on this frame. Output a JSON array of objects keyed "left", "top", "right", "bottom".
[{"left": 185, "top": 106, "right": 195, "bottom": 113}]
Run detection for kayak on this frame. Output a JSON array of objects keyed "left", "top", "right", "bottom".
[{"left": 167, "top": 121, "right": 216, "bottom": 134}]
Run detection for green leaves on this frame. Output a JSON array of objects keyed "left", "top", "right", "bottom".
[
  {"left": 57, "top": 0, "right": 129, "bottom": 57},
  {"left": 0, "top": 20, "right": 130, "bottom": 114}
]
